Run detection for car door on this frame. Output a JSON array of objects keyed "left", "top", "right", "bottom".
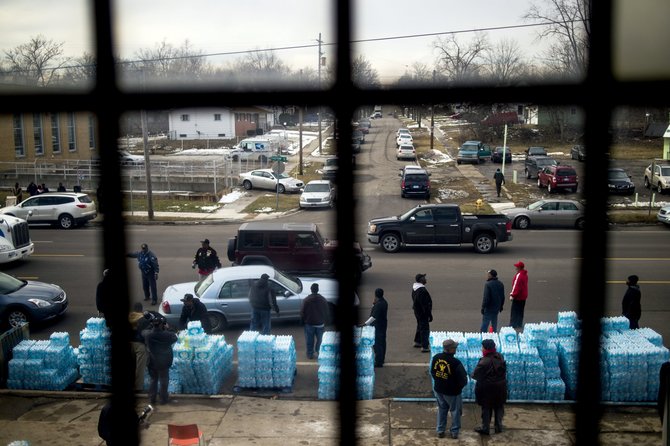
[
  {"left": 16, "top": 196, "right": 40, "bottom": 220},
  {"left": 291, "top": 232, "right": 325, "bottom": 273},
  {"left": 257, "top": 171, "right": 275, "bottom": 190},
  {"left": 268, "top": 279, "right": 300, "bottom": 320},
  {"left": 216, "top": 278, "right": 253, "bottom": 324},
  {"left": 556, "top": 201, "right": 581, "bottom": 226},
  {"left": 534, "top": 201, "right": 559, "bottom": 225},
  {"left": 432, "top": 207, "right": 462, "bottom": 244},
  {"left": 404, "top": 208, "right": 436, "bottom": 244}
]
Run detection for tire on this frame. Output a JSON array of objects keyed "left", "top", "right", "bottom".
[
  {"left": 457, "top": 161, "right": 461, "bottom": 165},
  {"left": 58, "top": 213, "right": 74, "bottom": 229},
  {"left": 240, "top": 255, "right": 273, "bottom": 266},
  {"left": 277, "top": 184, "right": 286, "bottom": 194},
  {"left": 657, "top": 183, "right": 664, "bottom": 194},
  {"left": 515, "top": 216, "right": 530, "bottom": 230},
  {"left": 547, "top": 183, "right": 554, "bottom": 193},
  {"left": 575, "top": 218, "right": 586, "bottom": 230},
  {"left": 473, "top": 233, "right": 495, "bottom": 254},
  {"left": 242, "top": 180, "right": 253, "bottom": 190},
  {"left": 227, "top": 238, "right": 236, "bottom": 261},
  {"left": 208, "top": 312, "right": 228, "bottom": 332},
  {"left": 644, "top": 177, "right": 650, "bottom": 188},
  {"left": 537, "top": 178, "right": 542, "bottom": 188},
  {"left": 7, "top": 307, "right": 30, "bottom": 329},
  {"left": 380, "top": 233, "right": 401, "bottom": 253},
  {"left": 232, "top": 155, "right": 239, "bottom": 162}
]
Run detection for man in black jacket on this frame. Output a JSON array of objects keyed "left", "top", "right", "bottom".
[
  {"left": 142, "top": 315, "right": 178, "bottom": 405},
  {"left": 179, "top": 293, "right": 212, "bottom": 334},
  {"left": 248, "top": 273, "right": 279, "bottom": 335},
  {"left": 621, "top": 274, "right": 642, "bottom": 329},
  {"left": 473, "top": 339, "right": 508, "bottom": 435},
  {"left": 361, "top": 288, "right": 389, "bottom": 367},
  {"left": 430, "top": 339, "right": 468, "bottom": 439},
  {"left": 192, "top": 238, "right": 222, "bottom": 280},
  {"left": 480, "top": 269, "right": 505, "bottom": 333},
  {"left": 412, "top": 273, "right": 433, "bottom": 352}
]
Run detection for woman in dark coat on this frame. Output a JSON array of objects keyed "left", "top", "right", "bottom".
[{"left": 472, "top": 339, "right": 507, "bottom": 435}]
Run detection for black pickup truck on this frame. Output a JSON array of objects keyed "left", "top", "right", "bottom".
[{"left": 366, "top": 204, "right": 512, "bottom": 254}]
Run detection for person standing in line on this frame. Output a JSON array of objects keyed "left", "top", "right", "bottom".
[
  {"left": 129, "top": 302, "right": 151, "bottom": 392},
  {"left": 179, "top": 293, "right": 212, "bottom": 334},
  {"left": 26, "top": 181, "right": 38, "bottom": 196},
  {"left": 95, "top": 269, "right": 113, "bottom": 325},
  {"left": 57, "top": 182, "right": 66, "bottom": 192},
  {"left": 412, "top": 273, "right": 433, "bottom": 353},
  {"left": 430, "top": 339, "right": 468, "bottom": 439},
  {"left": 300, "top": 283, "right": 329, "bottom": 359},
  {"left": 142, "top": 315, "right": 177, "bottom": 405},
  {"left": 248, "top": 273, "right": 279, "bottom": 335},
  {"left": 621, "top": 274, "right": 642, "bottom": 329},
  {"left": 360, "top": 288, "right": 389, "bottom": 367},
  {"left": 473, "top": 339, "right": 508, "bottom": 435},
  {"left": 509, "top": 261, "right": 528, "bottom": 331},
  {"left": 493, "top": 168, "right": 505, "bottom": 197},
  {"left": 11, "top": 182, "right": 23, "bottom": 203},
  {"left": 127, "top": 243, "right": 160, "bottom": 305},
  {"left": 192, "top": 238, "right": 222, "bottom": 280},
  {"left": 480, "top": 269, "right": 505, "bottom": 333}
]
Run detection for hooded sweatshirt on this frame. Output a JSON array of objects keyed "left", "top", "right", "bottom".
[
  {"left": 510, "top": 269, "right": 528, "bottom": 301},
  {"left": 412, "top": 282, "right": 433, "bottom": 320}
]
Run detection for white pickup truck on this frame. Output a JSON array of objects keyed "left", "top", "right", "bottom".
[{"left": 0, "top": 214, "right": 34, "bottom": 263}]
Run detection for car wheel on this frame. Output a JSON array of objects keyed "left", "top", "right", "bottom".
[
  {"left": 474, "top": 233, "right": 495, "bottom": 254},
  {"left": 7, "top": 308, "right": 30, "bottom": 329},
  {"left": 242, "top": 180, "right": 253, "bottom": 190},
  {"left": 208, "top": 312, "right": 228, "bottom": 332},
  {"left": 380, "top": 233, "right": 401, "bottom": 253},
  {"left": 547, "top": 183, "right": 554, "bottom": 193},
  {"left": 644, "top": 177, "right": 650, "bottom": 188},
  {"left": 657, "top": 183, "right": 664, "bottom": 194},
  {"left": 58, "top": 214, "right": 74, "bottom": 229},
  {"left": 575, "top": 218, "right": 586, "bottom": 230},
  {"left": 516, "top": 216, "right": 530, "bottom": 230},
  {"left": 457, "top": 161, "right": 461, "bottom": 165},
  {"left": 537, "top": 178, "right": 542, "bottom": 188},
  {"left": 227, "top": 238, "right": 236, "bottom": 261},
  {"left": 277, "top": 184, "right": 286, "bottom": 194}
]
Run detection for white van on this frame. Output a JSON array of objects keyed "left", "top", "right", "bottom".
[{"left": 227, "top": 138, "right": 280, "bottom": 162}]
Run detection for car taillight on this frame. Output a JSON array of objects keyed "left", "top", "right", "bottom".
[
  {"left": 76, "top": 204, "right": 87, "bottom": 208},
  {"left": 506, "top": 220, "right": 512, "bottom": 233},
  {"left": 426, "top": 179, "right": 430, "bottom": 188},
  {"left": 161, "top": 301, "right": 171, "bottom": 314},
  {"left": 401, "top": 180, "right": 406, "bottom": 189}
]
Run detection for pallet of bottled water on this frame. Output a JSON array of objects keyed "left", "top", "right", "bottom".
[
  {"left": 75, "top": 317, "right": 112, "bottom": 387},
  {"left": 234, "top": 331, "right": 296, "bottom": 391},
  {"left": 171, "top": 321, "right": 233, "bottom": 395},
  {"left": 7, "top": 332, "right": 78, "bottom": 391}
]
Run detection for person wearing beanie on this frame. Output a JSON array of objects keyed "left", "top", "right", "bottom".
[
  {"left": 621, "top": 274, "right": 642, "bottom": 329},
  {"left": 509, "top": 261, "right": 528, "bottom": 331},
  {"left": 411, "top": 273, "right": 433, "bottom": 352},
  {"left": 480, "top": 269, "right": 505, "bottom": 333},
  {"left": 360, "top": 288, "right": 389, "bottom": 367},
  {"left": 472, "top": 339, "right": 508, "bottom": 435},
  {"left": 430, "top": 339, "right": 467, "bottom": 439},
  {"left": 248, "top": 273, "right": 279, "bottom": 335},
  {"left": 300, "top": 282, "right": 329, "bottom": 359}
]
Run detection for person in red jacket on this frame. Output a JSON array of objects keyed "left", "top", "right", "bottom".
[{"left": 509, "top": 261, "right": 528, "bottom": 331}]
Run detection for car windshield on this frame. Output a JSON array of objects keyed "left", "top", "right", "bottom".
[
  {"left": 537, "top": 158, "right": 557, "bottom": 167},
  {"left": 527, "top": 201, "right": 546, "bottom": 211},
  {"left": 276, "top": 172, "right": 292, "bottom": 180},
  {"left": 0, "top": 272, "right": 26, "bottom": 294},
  {"left": 609, "top": 170, "right": 629, "bottom": 180},
  {"left": 273, "top": 269, "right": 302, "bottom": 294},
  {"left": 305, "top": 183, "right": 331, "bottom": 192},
  {"left": 325, "top": 158, "right": 337, "bottom": 167},
  {"left": 660, "top": 166, "right": 670, "bottom": 176}
]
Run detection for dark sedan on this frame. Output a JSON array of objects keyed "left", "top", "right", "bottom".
[
  {"left": 0, "top": 271, "right": 68, "bottom": 329},
  {"left": 608, "top": 168, "right": 635, "bottom": 195},
  {"left": 491, "top": 146, "right": 512, "bottom": 163}
]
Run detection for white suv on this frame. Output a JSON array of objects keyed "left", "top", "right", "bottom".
[
  {"left": 0, "top": 192, "right": 98, "bottom": 229},
  {"left": 644, "top": 163, "right": 670, "bottom": 194}
]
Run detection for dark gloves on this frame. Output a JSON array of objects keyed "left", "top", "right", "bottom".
[
  {"left": 273, "top": 305, "right": 280, "bottom": 315},
  {"left": 481, "top": 308, "right": 485, "bottom": 315},
  {"left": 428, "top": 315, "right": 433, "bottom": 323}
]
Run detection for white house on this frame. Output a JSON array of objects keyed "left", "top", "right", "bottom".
[{"left": 167, "top": 106, "right": 275, "bottom": 141}]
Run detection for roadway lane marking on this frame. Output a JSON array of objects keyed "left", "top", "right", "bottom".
[
  {"left": 575, "top": 258, "right": 670, "bottom": 261},
  {"left": 31, "top": 254, "right": 85, "bottom": 257}
]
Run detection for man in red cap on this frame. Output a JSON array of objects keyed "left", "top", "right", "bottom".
[{"left": 509, "top": 261, "right": 528, "bottom": 331}]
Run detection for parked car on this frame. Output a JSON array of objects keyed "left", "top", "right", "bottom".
[
  {"left": 118, "top": 150, "right": 144, "bottom": 165},
  {"left": 158, "top": 265, "right": 343, "bottom": 332},
  {"left": 570, "top": 145, "right": 586, "bottom": 162},
  {"left": 526, "top": 146, "right": 548, "bottom": 157},
  {"left": 299, "top": 180, "right": 336, "bottom": 209},
  {"left": 457, "top": 140, "right": 491, "bottom": 164},
  {"left": 396, "top": 128, "right": 411, "bottom": 137},
  {"left": 644, "top": 163, "right": 670, "bottom": 194},
  {"left": 239, "top": 169, "right": 304, "bottom": 194},
  {"left": 0, "top": 271, "right": 68, "bottom": 329},
  {"left": 321, "top": 156, "right": 338, "bottom": 181},
  {"left": 399, "top": 165, "right": 430, "bottom": 199},
  {"left": 396, "top": 143, "right": 416, "bottom": 161},
  {"left": 537, "top": 165, "right": 579, "bottom": 193},
  {"left": 0, "top": 192, "right": 98, "bottom": 229},
  {"left": 608, "top": 168, "right": 635, "bottom": 195},
  {"left": 501, "top": 199, "right": 585, "bottom": 230},
  {"left": 352, "top": 141, "right": 361, "bottom": 154},
  {"left": 491, "top": 146, "right": 512, "bottom": 163},
  {"left": 524, "top": 155, "right": 558, "bottom": 179},
  {"left": 657, "top": 204, "right": 670, "bottom": 226},
  {"left": 352, "top": 129, "right": 365, "bottom": 144},
  {"left": 396, "top": 133, "right": 413, "bottom": 147},
  {"left": 358, "top": 119, "right": 371, "bottom": 134}
]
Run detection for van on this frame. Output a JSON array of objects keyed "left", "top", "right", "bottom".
[{"left": 227, "top": 138, "right": 281, "bottom": 162}]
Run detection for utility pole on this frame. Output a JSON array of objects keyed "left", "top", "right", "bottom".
[
  {"left": 317, "top": 33, "right": 323, "bottom": 155},
  {"left": 430, "top": 70, "right": 435, "bottom": 152},
  {"left": 140, "top": 69, "right": 154, "bottom": 219}
]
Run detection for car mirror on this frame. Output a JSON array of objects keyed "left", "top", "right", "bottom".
[
  {"left": 28, "top": 210, "right": 33, "bottom": 217},
  {"left": 409, "top": 216, "right": 415, "bottom": 222}
]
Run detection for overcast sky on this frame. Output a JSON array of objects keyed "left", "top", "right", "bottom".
[{"left": 1, "top": 0, "right": 552, "bottom": 82}]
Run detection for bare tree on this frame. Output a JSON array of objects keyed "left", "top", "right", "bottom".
[
  {"left": 433, "top": 33, "right": 489, "bottom": 83},
  {"left": 62, "top": 52, "right": 97, "bottom": 85},
  {"left": 3, "top": 35, "right": 69, "bottom": 86},
  {"left": 236, "top": 49, "right": 288, "bottom": 75},
  {"left": 481, "top": 38, "right": 527, "bottom": 86},
  {"left": 523, "top": 0, "right": 590, "bottom": 78},
  {"left": 352, "top": 55, "right": 381, "bottom": 88},
  {"left": 129, "top": 39, "right": 208, "bottom": 84}
]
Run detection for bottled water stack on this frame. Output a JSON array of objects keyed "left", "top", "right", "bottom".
[
  {"left": 237, "top": 331, "right": 259, "bottom": 388},
  {"left": 236, "top": 331, "right": 297, "bottom": 389},
  {"left": 7, "top": 332, "right": 78, "bottom": 390},
  {"left": 273, "top": 335, "right": 297, "bottom": 388},
  {"left": 76, "top": 317, "right": 112, "bottom": 385}
]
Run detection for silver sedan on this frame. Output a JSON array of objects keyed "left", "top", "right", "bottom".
[
  {"left": 501, "top": 199, "right": 585, "bottom": 230},
  {"left": 239, "top": 169, "right": 304, "bottom": 193},
  {"left": 158, "top": 265, "right": 339, "bottom": 332}
]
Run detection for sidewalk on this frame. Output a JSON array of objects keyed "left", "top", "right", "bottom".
[{"left": 0, "top": 390, "right": 664, "bottom": 445}]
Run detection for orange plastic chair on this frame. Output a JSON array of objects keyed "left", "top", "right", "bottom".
[{"left": 167, "top": 424, "right": 204, "bottom": 446}]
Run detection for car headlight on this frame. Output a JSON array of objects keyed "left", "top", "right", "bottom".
[
  {"left": 368, "top": 224, "right": 377, "bottom": 233},
  {"left": 28, "top": 298, "right": 52, "bottom": 308}
]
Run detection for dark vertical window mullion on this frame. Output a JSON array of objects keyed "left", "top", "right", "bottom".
[
  {"left": 333, "top": 0, "right": 357, "bottom": 444},
  {"left": 93, "top": 1, "right": 137, "bottom": 445},
  {"left": 576, "top": 0, "right": 612, "bottom": 444}
]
